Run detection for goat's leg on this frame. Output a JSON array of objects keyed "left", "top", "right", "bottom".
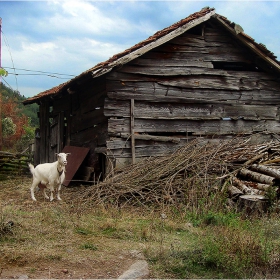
[
  {"left": 49, "top": 184, "right": 55, "bottom": 201},
  {"left": 38, "top": 183, "right": 49, "bottom": 200},
  {"left": 30, "top": 180, "right": 39, "bottom": 201},
  {"left": 57, "top": 184, "right": 62, "bottom": 201},
  {"left": 43, "top": 188, "right": 49, "bottom": 200}
]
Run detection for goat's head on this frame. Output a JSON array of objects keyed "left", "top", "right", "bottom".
[{"left": 56, "top": 153, "right": 70, "bottom": 166}]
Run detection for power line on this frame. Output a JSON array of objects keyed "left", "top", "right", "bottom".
[
  {"left": 1, "top": 30, "right": 18, "bottom": 91},
  {"left": 7, "top": 72, "right": 71, "bottom": 79},
  {"left": 3, "top": 66, "right": 75, "bottom": 77}
]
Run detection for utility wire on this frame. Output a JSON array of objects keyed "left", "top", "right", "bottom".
[
  {"left": 3, "top": 66, "right": 76, "bottom": 78},
  {"left": 7, "top": 73, "right": 71, "bottom": 79},
  {"left": 1, "top": 30, "right": 18, "bottom": 91}
]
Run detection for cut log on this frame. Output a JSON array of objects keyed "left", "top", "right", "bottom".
[
  {"left": 239, "top": 168, "right": 275, "bottom": 185},
  {"left": 227, "top": 184, "right": 243, "bottom": 200},
  {"left": 244, "top": 181, "right": 271, "bottom": 192},
  {"left": 232, "top": 177, "right": 259, "bottom": 195},
  {"left": 237, "top": 194, "right": 268, "bottom": 215},
  {"left": 250, "top": 164, "right": 280, "bottom": 180}
]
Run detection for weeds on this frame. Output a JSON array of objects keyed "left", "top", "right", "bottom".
[
  {"left": 80, "top": 243, "right": 98, "bottom": 251},
  {"left": 1, "top": 177, "right": 280, "bottom": 279},
  {"left": 0, "top": 208, "right": 15, "bottom": 239},
  {"left": 146, "top": 209, "right": 280, "bottom": 279}
]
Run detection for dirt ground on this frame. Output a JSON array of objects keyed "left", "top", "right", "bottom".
[
  {"left": 1, "top": 254, "right": 141, "bottom": 279},
  {"left": 0, "top": 177, "right": 149, "bottom": 279}
]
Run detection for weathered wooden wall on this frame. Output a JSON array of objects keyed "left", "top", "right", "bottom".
[
  {"left": 104, "top": 20, "right": 280, "bottom": 166},
  {"left": 36, "top": 76, "right": 108, "bottom": 179}
]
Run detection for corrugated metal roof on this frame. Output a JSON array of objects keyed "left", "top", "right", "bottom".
[{"left": 23, "top": 7, "right": 280, "bottom": 105}]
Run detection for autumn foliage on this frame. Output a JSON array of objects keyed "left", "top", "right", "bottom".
[{"left": 2, "top": 96, "right": 28, "bottom": 148}]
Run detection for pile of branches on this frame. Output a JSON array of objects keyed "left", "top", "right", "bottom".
[{"left": 80, "top": 136, "right": 280, "bottom": 207}]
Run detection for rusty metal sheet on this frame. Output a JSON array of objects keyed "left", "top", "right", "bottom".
[{"left": 62, "top": 146, "right": 90, "bottom": 186}]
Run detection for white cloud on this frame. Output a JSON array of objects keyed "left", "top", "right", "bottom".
[{"left": 44, "top": 0, "right": 134, "bottom": 37}]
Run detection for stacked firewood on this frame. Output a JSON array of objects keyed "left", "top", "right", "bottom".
[
  {"left": 81, "top": 135, "right": 280, "bottom": 209},
  {"left": 225, "top": 143, "right": 280, "bottom": 214}
]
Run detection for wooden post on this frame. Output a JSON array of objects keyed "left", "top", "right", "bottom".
[{"left": 130, "top": 99, "right": 135, "bottom": 164}]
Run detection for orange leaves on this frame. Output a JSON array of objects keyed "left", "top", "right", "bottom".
[{"left": 2, "top": 97, "right": 28, "bottom": 148}]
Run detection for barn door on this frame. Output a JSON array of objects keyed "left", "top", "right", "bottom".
[{"left": 49, "top": 112, "right": 64, "bottom": 162}]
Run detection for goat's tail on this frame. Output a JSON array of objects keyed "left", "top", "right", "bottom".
[{"left": 28, "top": 163, "right": 35, "bottom": 175}]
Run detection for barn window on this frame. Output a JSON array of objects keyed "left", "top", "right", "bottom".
[{"left": 213, "top": 62, "right": 263, "bottom": 72}]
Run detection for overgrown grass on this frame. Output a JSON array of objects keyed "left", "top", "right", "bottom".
[
  {"left": 0, "top": 177, "right": 280, "bottom": 278},
  {"left": 143, "top": 209, "right": 280, "bottom": 278}
]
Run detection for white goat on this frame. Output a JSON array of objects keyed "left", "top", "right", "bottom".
[{"left": 28, "top": 153, "right": 70, "bottom": 201}]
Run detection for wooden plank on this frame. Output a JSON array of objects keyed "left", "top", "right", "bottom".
[
  {"left": 107, "top": 71, "right": 280, "bottom": 89},
  {"left": 79, "top": 91, "right": 106, "bottom": 114},
  {"left": 130, "top": 57, "right": 214, "bottom": 68},
  {"left": 130, "top": 99, "right": 135, "bottom": 164},
  {"left": 104, "top": 99, "right": 278, "bottom": 120},
  {"left": 106, "top": 138, "right": 187, "bottom": 157},
  {"left": 108, "top": 118, "right": 280, "bottom": 136},
  {"left": 137, "top": 50, "right": 252, "bottom": 63},
  {"left": 71, "top": 109, "right": 107, "bottom": 133},
  {"left": 70, "top": 121, "right": 108, "bottom": 147},
  {"left": 170, "top": 35, "right": 223, "bottom": 47},
  {"left": 107, "top": 89, "right": 280, "bottom": 105},
  {"left": 157, "top": 76, "right": 272, "bottom": 91},
  {"left": 107, "top": 68, "right": 279, "bottom": 82},
  {"left": 39, "top": 101, "right": 49, "bottom": 164},
  {"left": 120, "top": 133, "right": 181, "bottom": 143}
]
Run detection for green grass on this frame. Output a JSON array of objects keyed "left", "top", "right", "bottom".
[
  {"left": 80, "top": 243, "right": 98, "bottom": 251},
  {"left": 1, "top": 177, "right": 280, "bottom": 278}
]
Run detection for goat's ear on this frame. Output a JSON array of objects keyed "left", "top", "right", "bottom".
[{"left": 66, "top": 153, "right": 71, "bottom": 155}]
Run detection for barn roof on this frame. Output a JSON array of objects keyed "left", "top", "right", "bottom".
[{"left": 23, "top": 7, "right": 280, "bottom": 105}]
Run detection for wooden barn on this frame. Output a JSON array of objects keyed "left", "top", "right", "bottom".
[{"left": 23, "top": 7, "right": 280, "bottom": 184}]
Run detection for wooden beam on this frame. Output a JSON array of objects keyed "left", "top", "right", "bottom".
[
  {"left": 121, "top": 133, "right": 181, "bottom": 143},
  {"left": 130, "top": 99, "right": 136, "bottom": 164}
]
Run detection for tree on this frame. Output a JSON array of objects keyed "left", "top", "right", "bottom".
[
  {"left": 0, "top": 67, "right": 8, "bottom": 77},
  {"left": 0, "top": 82, "right": 38, "bottom": 151},
  {"left": 2, "top": 117, "right": 16, "bottom": 137},
  {"left": 2, "top": 97, "right": 29, "bottom": 149}
]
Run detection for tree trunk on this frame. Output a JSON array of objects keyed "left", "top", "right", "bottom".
[{"left": 237, "top": 194, "right": 268, "bottom": 215}]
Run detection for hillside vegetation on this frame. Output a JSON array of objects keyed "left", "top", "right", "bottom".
[{"left": 1, "top": 82, "right": 38, "bottom": 151}]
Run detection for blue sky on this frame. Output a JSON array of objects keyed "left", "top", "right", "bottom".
[{"left": 1, "top": 0, "right": 280, "bottom": 98}]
